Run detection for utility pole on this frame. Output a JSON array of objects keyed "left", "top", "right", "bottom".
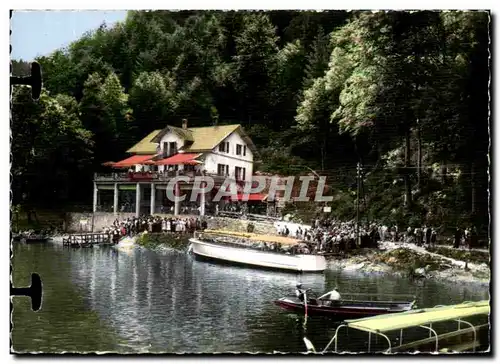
[
  {"left": 356, "top": 162, "right": 361, "bottom": 247},
  {"left": 417, "top": 118, "right": 422, "bottom": 189}
]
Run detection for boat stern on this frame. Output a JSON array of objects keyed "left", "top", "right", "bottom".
[{"left": 298, "top": 254, "right": 327, "bottom": 272}]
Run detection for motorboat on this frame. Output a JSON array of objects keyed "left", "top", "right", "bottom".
[
  {"left": 189, "top": 231, "right": 326, "bottom": 273},
  {"left": 19, "top": 231, "right": 50, "bottom": 244},
  {"left": 303, "top": 300, "right": 490, "bottom": 354},
  {"left": 275, "top": 289, "right": 416, "bottom": 320}
]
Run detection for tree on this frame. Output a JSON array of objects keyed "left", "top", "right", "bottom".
[
  {"left": 99, "top": 72, "right": 134, "bottom": 156},
  {"left": 269, "top": 39, "right": 306, "bottom": 130},
  {"left": 79, "top": 72, "right": 131, "bottom": 166},
  {"left": 233, "top": 13, "right": 279, "bottom": 124},
  {"left": 302, "top": 26, "right": 331, "bottom": 89},
  {"left": 129, "top": 71, "right": 178, "bottom": 135},
  {"left": 11, "top": 87, "right": 93, "bottom": 208},
  {"left": 11, "top": 59, "right": 31, "bottom": 76}
]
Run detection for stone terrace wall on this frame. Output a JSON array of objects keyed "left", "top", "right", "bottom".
[
  {"left": 206, "top": 217, "right": 276, "bottom": 235},
  {"left": 66, "top": 212, "right": 277, "bottom": 235}
]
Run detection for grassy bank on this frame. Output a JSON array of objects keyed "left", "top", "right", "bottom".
[{"left": 136, "top": 233, "right": 191, "bottom": 252}]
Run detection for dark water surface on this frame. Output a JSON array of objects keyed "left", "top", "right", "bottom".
[{"left": 11, "top": 241, "right": 489, "bottom": 353}]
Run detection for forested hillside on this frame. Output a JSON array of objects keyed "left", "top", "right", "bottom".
[{"left": 11, "top": 10, "right": 490, "bottom": 232}]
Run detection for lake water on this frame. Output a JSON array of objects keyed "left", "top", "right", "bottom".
[{"left": 11, "top": 241, "right": 489, "bottom": 353}]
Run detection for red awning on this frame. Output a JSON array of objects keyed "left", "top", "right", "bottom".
[
  {"left": 152, "top": 153, "right": 202, "bottom": 166},
  {"left": 112, "top": 154, "right": 155, "bottom": 168},
  {"left": 230, "top": 193, "right": 267, "bottom": 202}
]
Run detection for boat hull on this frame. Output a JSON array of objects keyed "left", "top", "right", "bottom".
[
  {"left": 20, "top": 237, "right": 49, "bottom": 244},
  {"left": 274, "top": 297, "right": 414, "bottom": 320},
  {"left": 189, "top": 238, "right": 326, "bottom": 273}
]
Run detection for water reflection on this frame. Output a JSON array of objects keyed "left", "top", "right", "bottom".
[{"left": 13, "top": 243, "right": 490, "bottom": 353}]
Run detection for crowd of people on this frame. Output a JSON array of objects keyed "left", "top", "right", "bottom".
[
  {"left": 276, "top": 217, "right": 479, "bottom": 254},
  {"left": 100, "top": 211, "right": 479, "bottom": 251},
  {"left": 103, "top": 215, "right": 208, "bottom": 243},
  {"left": 278, "top": 220, "right": 384, "bottom": 254}
]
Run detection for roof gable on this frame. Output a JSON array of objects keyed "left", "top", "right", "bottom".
[
  {"left": 151, "top": 125, "right": 194, "bottom": 144},
  {"left": 126, "top": 130, "right": 162, "bottom": 154}
]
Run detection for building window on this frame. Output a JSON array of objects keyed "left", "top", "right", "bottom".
[
  {"left": 218, "top": 141, "right": 230, "bottom": 153},
  {"left": 235, "top": 166, "right": 246, "bottom": 181},
  {"left": 236, "top": 144, "right": 242, "bottom": 155},
  {"left": 217, "top": 164, "right": 229, "bottom": 176},
  {"left": 169, "top": 142, "right": 177, "bottom": 155},
  {"left": 163, "top": 141, "right": 177, "bottom": 156}
]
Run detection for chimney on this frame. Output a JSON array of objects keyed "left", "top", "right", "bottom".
[{"left": 182, "top": 119, "right": 188, "bottom": 130}]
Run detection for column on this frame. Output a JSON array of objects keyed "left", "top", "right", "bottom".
[
  {"left": 200, "top": 189, "right": 205, "bottom": 216},
  {"left": 113, "top": 183, "right": 119, "bottom": 215},
  {"left": 93, "top": 182, "right": 98, "bottom": 213},
  {"left": 135, "top": 183, "right": 140, "bottom": 217},
  {"left": 174, "top": 182, "right": 180, "bottom": 216},
  {"left": 150, "top": 183, "right": 156, "bottom": 215}
]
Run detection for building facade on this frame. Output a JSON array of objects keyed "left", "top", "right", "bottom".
[{"left": 93, "top": 120, "right": 259, "bottom": 217}]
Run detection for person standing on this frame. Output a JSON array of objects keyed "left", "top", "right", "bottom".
[
  {"left": 295, "top": 284, "right": 305, "bottom": 302},
  {"left": 424, "top": 226, "right": 432, "bottom": 246},
  {"left": 470, "top": 227, "right": 478, "bottom": 249},
  {"left": 415, "top": 227, "right": 423, "bottom": 246},
  {"left": 454, "top": 227, "right": 462, "bottom": 249},
  {"left": 431, "top": 228, "right": 437, "bottom": 247}
]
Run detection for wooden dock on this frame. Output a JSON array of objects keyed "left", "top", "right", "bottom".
[{"left": 63, "top": 233, "right": 112, "bottom": 248}]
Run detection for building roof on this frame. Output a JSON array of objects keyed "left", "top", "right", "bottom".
[
  {"left": 125, "top": 124, "right": 258, "bottom": 155},
  {"left": 185, "top": 124, "right": 241, "bottom": 152},
  {"left": 126, "top": 130, "right": 162, "bottom": 154}
]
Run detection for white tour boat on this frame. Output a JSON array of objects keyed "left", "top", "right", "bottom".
[{"left": 189, "top": 231, "right": 327, "bottom": 273}]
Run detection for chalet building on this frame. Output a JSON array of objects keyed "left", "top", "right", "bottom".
[{"left": 94, "top": 120, "right": 262, "bottom": 216}]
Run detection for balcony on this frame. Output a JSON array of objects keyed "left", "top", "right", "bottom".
[{"left": 94, "top": 171, "right": 235, "bottom": 184}]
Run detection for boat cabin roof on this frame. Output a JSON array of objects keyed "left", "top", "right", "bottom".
[
  {"left": 203, "top": 230, "right": 301, "bottom": 245},
  {"left": 344, "top": 300, "right": 490, "bottom": 334}
]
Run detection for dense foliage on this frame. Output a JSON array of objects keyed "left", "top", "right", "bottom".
[{"left": 11, "top": 11, "right": 490, "bottom": 233}]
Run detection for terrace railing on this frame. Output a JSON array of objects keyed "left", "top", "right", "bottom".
[{"left": 94, "top": 171, "right": 235, "bottom": 183}]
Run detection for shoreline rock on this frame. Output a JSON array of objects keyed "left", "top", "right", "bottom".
[{"left": 326, "top": 241, "right": 490, "bottom": 287}]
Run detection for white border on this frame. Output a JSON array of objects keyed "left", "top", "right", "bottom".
[{"left": 2, "top": 2, "right": 497, "bottom": 364}]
